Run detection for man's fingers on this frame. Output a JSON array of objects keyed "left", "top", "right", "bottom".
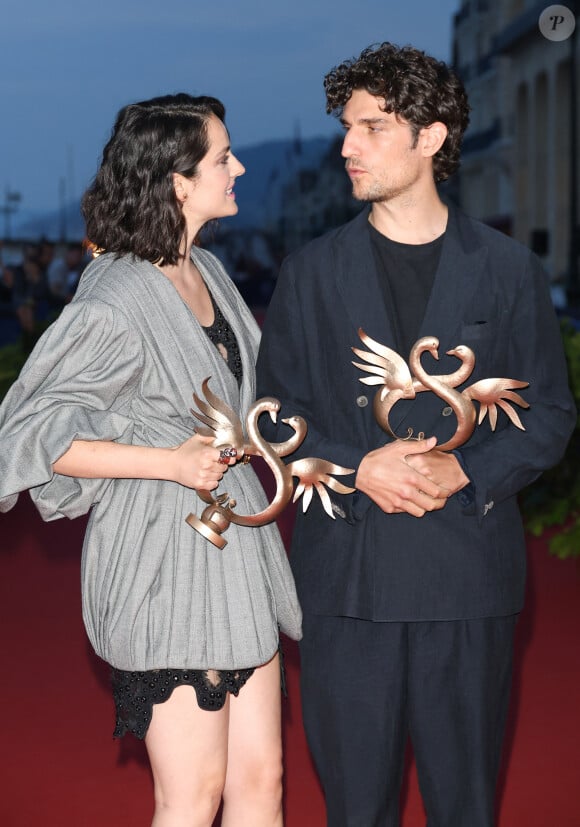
[
  {"left": 397, "top": 492, "right": 447, "bottom": 517},
  {"left": 400, "top": 436, "right": 437, "bottom": 455},
  {"left": 409, "top": 474, "right": 446, "bottom": 501}
]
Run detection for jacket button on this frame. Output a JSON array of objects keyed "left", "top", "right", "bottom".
[
  {"left": 442, "top": 406, "right": 453, "bottom": 416},
  {"left": 356, "top": 395, "right": 368, "bottom": 408}
]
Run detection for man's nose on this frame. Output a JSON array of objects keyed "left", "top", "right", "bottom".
[{"left": 341, "top": 130, "right": 357, "bottom": 158}]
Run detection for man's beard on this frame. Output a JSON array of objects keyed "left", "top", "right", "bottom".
[{"left": 350, "top": 179, "right": 408, "bottom": 203}]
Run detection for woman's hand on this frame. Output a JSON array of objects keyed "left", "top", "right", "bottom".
[
  {"left": 53, "top": 436, "right": 237, "bottom": 492},
  {"left": 170, "top": 434, "right": 237, "bottom": 491}
]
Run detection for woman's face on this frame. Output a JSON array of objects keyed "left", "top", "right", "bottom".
[{"left": 178, "top": 115, "right": 245, "bottom": 230}]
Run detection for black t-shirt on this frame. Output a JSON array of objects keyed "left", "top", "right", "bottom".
[{"left": 369, "top": 222, "right": 444, "bottom": 358}]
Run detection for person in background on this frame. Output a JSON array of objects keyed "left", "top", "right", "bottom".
[
  {"left": 46, "top": 241, "right": 88, "bottom": 303},
  {"left": 0, "top": 242, "right": 18, "bottom": 346},
  {"left": 10, "top": 243, "right": 53, "bottom": 336},
  {"left": 0, "top": 241, "right": 14, "bottom": 307},
  {"left": 0, "top": 93, "right": 301, "bottom": 827},
  {"left": 36, "top": 239, "right": 56, "bottom": 281},
  {"left": 256, "top": 42, "right": 575, "bottom": 827}
]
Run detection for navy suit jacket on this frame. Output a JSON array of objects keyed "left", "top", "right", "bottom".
[{"left": 256, "top": 205, "right": 576, "bottom": 621}]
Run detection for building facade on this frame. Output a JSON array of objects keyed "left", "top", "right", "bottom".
[{"left": 452, "top": 0, "right": 579, "bottom": 288}]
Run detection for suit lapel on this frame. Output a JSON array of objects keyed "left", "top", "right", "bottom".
[
  {"left": 419, "top": 205, "right": 488, "bottom": 345},
  {"left": 333, "top": 209, "right": 399, "bottom": 445},
  {"left": 334, "top": 208, "right": 398, "bottom": 350}
]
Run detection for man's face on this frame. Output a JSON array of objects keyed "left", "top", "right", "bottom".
[{"left": 340, "top": 89, "right": 427, "bottom": 203}]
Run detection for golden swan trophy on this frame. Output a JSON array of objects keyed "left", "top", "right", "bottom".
[
  {"left": 352, "top": 328, "right": 530, "bottom": 451},
  {"left": 186, "top": 379, "right": 355, "bottom": 548}
]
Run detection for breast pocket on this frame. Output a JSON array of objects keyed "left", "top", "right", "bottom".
[
  {"left": 458, "top": 321, "right": 501, "bottom": 377},
  {"left": 460, "top": 320, "right": 491, "bottom": 342}
]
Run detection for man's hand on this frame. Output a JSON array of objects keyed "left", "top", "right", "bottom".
[
  {"left": 355, "top": 436, "right": 450, "bottom": 517},
  {"left": 405, "top": 448, "right": 470, "bottom": 496}
]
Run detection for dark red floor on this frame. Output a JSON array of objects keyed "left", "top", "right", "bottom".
[{"left": 1, "top": 495, "right": 579, "bottom": 826}]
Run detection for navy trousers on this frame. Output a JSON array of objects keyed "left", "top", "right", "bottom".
[{"left": 299, "top": 614, "right": 517, "bottom": 827}]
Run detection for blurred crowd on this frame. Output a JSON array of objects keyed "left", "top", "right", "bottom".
[{"left": 0, "top": 239, "right": 90, "bottom": 347}]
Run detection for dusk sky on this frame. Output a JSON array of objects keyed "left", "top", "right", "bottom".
[{"left": 1, "top": 0, "right": 460, "bottom": 217}]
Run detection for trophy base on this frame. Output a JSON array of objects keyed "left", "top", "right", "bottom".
[{"left": 185, "top": 513, "right": 227, "bottom": 549}]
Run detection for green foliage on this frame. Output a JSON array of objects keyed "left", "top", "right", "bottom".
[{"left": 519, "top": 318, "right": 580, "bottom": 559}]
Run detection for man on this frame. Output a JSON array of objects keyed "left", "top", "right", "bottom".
[{"left": 256, "top": 43, "right": 575, "bottom": 826}]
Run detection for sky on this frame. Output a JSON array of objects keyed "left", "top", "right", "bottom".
[{"left": 0, "top": 0, "right": 460, "bottom": 217}]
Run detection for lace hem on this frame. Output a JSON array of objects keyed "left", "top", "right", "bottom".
[{"left": 111, "top": 667, "right": 255, "bottom": 740}]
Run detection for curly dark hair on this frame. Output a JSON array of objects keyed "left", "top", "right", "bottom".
[
  {"left": 324, "top": 43, "right": 470, "bottom": 182},
  {"left": 82, "top": 93, "right": 226, "bottom": 264}
]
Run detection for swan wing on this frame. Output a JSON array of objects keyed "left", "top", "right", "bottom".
[
  {"left": 287, "top": 458, "right": 355, "bottom": 518},
  {"left": 352, "top": 329, "right": 412, "bottom": 390},
  {"left": 496, "top": 399, "right": 526, "bottom": 430},
  {"left": 464, "top": 377, "right": 530, "bottom": 432},
  {"left": 314, "top": 482, "right": 334, "bottom": 518},
  {"left": 351, "top": 358, "right": 394, "bottom": 386},
  {"left": 301, "top": 485, "right": 314, "bottom": 512},
  {"left": 191, "top": 377, "right": 245, "bottom": 447}
]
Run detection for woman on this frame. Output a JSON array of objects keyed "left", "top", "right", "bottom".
[{"left": 0, "top": 94, "right": 301, "bottom": 826}]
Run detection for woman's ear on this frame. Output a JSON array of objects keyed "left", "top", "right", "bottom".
[
  {"left": 419, "top": 122, "right": 448, "bottom": 158},
  {"left": 172, "top": 172, "right": 188, "bottom": 203}
]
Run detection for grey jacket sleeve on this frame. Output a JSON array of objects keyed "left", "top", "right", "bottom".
[{"left": 0, "top": 299, "right": 143, "bottom": 519}]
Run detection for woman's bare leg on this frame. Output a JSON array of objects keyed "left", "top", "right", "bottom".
[
  {"left": 145, "top": 684, "right": 229, "bottom": 827},
  {"left": 221, "top": 654, "right": 284, "bottom": 827}
]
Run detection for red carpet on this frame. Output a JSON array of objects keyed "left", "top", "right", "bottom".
[{"left": 1, "top": 493, "right": 579, "bottom": 826}]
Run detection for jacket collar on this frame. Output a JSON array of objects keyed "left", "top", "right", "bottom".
[{"left": 335, "top": 202, "right": 488, "bottom": 349}]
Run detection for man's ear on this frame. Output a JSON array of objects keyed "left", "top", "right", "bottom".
[{"left": 419, "top": 122, "right": 448, "bottom": 158}]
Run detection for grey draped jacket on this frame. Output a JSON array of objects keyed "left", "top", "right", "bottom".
[{"left": 0, "top": 248, "right": 302, "bottom": 670}]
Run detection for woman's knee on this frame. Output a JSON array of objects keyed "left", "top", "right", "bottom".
[
  {"left": 153, "top": 767, "right": 226, "bottom": 822},
  {"left": 225, "top": 748, "right": 283, "bottom": 803}
]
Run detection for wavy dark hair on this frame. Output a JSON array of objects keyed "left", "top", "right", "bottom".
[
  {"left": 82, "top": 93, "right": 226, "bottom": 264},
  {"left": 324, "top": 43, "right": 470, "bottom": 182}
]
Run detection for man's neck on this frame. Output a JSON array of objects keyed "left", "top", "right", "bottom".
[{"left": 369, "top": 192, "right": 448, "bottom": 245}]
